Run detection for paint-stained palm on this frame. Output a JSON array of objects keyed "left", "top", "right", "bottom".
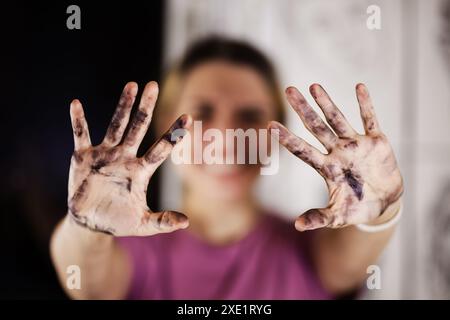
[
  {"left": 269, "top": 83, "right": 403, "bottom": 231},
  {"left": 67, "top": 81, "right": 192, "bottom": 236}
]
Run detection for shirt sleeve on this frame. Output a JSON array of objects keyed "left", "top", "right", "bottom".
[
  {"left": 295, "top": 230, "right": 336, "bottom": 299},
  {"left": 116, "top": 236, "right": 158, "bottom": 300}
]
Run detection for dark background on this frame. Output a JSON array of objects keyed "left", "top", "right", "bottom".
[{"left": 0, "top": 1, "right": 164, "bottom": 299}]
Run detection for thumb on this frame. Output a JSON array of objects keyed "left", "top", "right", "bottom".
[
  {"left": 295, "top": 208, "right": 332, "bottom": 232},
  {"left": 135, "top": 210, "right": 189, "bottom": 236}
]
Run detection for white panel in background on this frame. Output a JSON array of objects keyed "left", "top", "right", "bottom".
[{"left": 415, "top": 0, "right": 450, "bottom": 299}]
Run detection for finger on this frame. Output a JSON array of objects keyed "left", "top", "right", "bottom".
[
  {"left": 285, "top": 87, "right": 337, "bottom": 151},
  {"left": 70, "top": 99, "right": 91, "bottom": 151},
  {"left": 356, "top": 83, "right": 381, "bottom": 135},
  {"left": 295, "top": 208, "right": 332, "bottom": 231},
  {"left": 135, "top": 210, "right": 189, "bottom": 236},
  {"left": 143, "top": 114, "right": 193, "bottom": 171},
  {"left": 123, "top": 81, "right": 159, "bottom": 154},
  {"left": 309, "top": 84, "right": 357, "bottom": 138},
  {"left": 268, "top": 121, "right": 325, "bottom": 172},
  {"left": 102, "top": 82, "right": 138, "bottom": 147}
]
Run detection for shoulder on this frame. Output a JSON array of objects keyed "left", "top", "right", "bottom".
[
  {"left": 262, "top": 211, "right": 300, "bottom": 239},
  {"left": 261, "top": 211, "right": 319, "bottom": 252}
]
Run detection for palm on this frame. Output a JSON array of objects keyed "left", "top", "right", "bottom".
[
  {"left": 270, "top": 83, "right": 403, "bottom": 231},
  {"left": 68, "top": 81, "right": 191, "bottom": 236}
]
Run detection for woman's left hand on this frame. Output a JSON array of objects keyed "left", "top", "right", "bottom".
[{"left": 269, "top": 83, "right": 403, "bottom": 231}]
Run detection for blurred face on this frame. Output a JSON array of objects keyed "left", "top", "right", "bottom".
[{"left": 174, "top": 61, "right": 277, "bottom": 201}]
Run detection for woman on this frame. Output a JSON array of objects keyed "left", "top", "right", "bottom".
[{"left": 50, "top": 37, "right": 403, "bottom": 299}]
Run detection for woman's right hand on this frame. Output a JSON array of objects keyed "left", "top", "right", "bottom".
[{"left": 67, "top": 81, "right": 192, "bottom": 236}]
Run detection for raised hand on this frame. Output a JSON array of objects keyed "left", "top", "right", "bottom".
[
  {"left": 68, "top": 81, "right": 192, "bottom": 236},
  {"left": 269, "top": 83, "right": 403, "bottom": 231}
]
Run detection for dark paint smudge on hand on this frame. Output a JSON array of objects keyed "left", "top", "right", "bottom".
[{"left": 343, "top": 169, "right": 364, "bottom": 200}]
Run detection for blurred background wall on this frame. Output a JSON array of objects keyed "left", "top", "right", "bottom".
[
  {"left": 160, "top": 0, "right": 450, "bottom": 299},
  {"left": 1, "top": 0, "right": 449, "bottom": 299},
  {"left": 0, "top": 1, "right": 165, "bottom": 299}
]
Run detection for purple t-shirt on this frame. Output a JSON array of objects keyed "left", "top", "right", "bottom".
[{"left": 118, "top": 213, "right": 332, "bottom": 299}]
